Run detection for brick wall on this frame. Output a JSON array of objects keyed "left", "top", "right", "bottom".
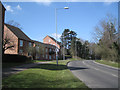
[
  {"left": 43, "top": 35, "right": 60, "bottom": 49},
  {"left": 18, "top": 39, "right": 34, "bottom": 56},
  {"left": 33, "top": 41, "right": 56, "bottom": 60},
  {"left": 4, "top": 25, "right": 18, "bottom": 54}
]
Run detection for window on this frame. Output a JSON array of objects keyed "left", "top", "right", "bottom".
[
  {"left": 46, "top": 54, "right": 48, "bottom": 59},
  {"left": 49, "top": 48, "right": 51, "bottom": 52},
  {"left": 49, "top": 55, "right": 51, "bottom": 60},
  {"left": 42, "top": 48, "right": 44, "bottom": 53},
  {"left": 29, "top": 42, "right": 32, "bottom": 47},
  {"left": 36, "top": 54, "right": 40, "bottom": 59},
  {"left": 20, "top": 40, "right": 23, "bottom": 47},
  {"left": 49, "top": 39, "right": 51, "bottom": 42},
  {"left": 28, "top": 52, "right": 31, "bottom": 56},
  {"left": 46, "top": 48, "right": 48, "bottom": 53},
  {"left": 19, "top": 49, "right": 23, "bottom": 54},
  {"left": 43, "top": 54, "right": 44, "bottom": 58},
  {"left": 36, "top": 46, "right": 39, "bottom": 50},
  {"left": 54, "top": 55, "right": 55, "bottom": 59}
]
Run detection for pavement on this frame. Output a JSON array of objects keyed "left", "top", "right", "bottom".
[
  {"left": 67, "top": 60, "right": 119, "bottom": 88},
  {"left": 2, "top": 61, "right": 52, "bottom": 78}
]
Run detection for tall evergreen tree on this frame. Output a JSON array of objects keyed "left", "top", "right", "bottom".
[{"left": 61, "top": 29, "right": 77, "bottom": 56}]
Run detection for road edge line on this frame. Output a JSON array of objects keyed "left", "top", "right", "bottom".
[{"left": 93, "top": 60, "right": 119, "bottom": 70}]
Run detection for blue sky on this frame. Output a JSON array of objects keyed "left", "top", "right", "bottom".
[{"left": 2, "top": 2, "right": 118, "bottom": 42}]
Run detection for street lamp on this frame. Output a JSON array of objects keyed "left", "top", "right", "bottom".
[
  {"left": 55, "top": 7, "right": 69, "bottom": 65},
  {"left": 62, "top": 36, "right": 65, "bottom": 60}
]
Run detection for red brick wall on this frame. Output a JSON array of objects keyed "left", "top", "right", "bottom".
[
  {"left": 33, "top": 42, "right": 56, "bottom": 60},
  {"left": 4, "top": 25, "right": 18, "bottom": 54},
  {"left": 18, "top": 39, "right": 34, "bottom": 56},
  {"left": 43, "top": 36, "right": 60, "bottom": 49}
]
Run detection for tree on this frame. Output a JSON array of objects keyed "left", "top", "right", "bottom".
[
  {"left": 92, "top": 14, "right": 119, "bottom": 62},
  {"left": 7, "top": 20, "right": 22, "bottom": 30},
  {"left": 3, "top": 20, "right": 21, "bottom": 55},
  {"left": 61, "top": 29, "right": 77, "bottom": 56},
  {"left": 27, "top": 44, "right": 44, "bottom": 60},
  {"left": 83, "top": 41, "right": 90, "bottom": 59},
  {"left": 70, "top": 37, "right": 84, "bottom": 59},
  {"left": 3, "top": 35, "right": 15, "bottom": 54},
  {"left": 77, "top": 39, "right": 82, "bottom": 58},
  {"left": 70, "top": 37, "right": 76, "bottom": 57}
]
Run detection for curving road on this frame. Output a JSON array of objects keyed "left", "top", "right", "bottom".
[{"left": 67, "top": 60, "right": 119, "bottom": 88}]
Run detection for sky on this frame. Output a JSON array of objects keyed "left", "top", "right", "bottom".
[{"left": 2, "top": 2, "right": 118, "bottom": 43}]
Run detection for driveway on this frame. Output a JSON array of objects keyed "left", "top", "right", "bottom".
[{"left": 67, "top": 60, "right": 119, "bottom": 88}]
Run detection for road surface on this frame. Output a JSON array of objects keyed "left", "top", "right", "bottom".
[{"left": 67, "top": 60, "right": 119, "bottom": 88}]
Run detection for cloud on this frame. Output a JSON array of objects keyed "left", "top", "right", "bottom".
[
  {"left": 33, "top": 0, "right": 53, "bottom": 6},
  {"left": 103, "top": 0, "right": 118, "bottom": 5},
  {"left": 2, "top": 0, "right": 119, "bottom": 2},
  {"left": 52, "top": 33, "right": 61, "bottom": 39},
  {"left": 4, "top": 4, "right": 22, "bottom": 13},
  {"left": 4, "top": 4, "right": 14, "bottom": 12},
  {"left": 16, "top": 5, "right": 22, "bottom": 10}
]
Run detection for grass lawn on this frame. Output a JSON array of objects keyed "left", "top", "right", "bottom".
[
  {"left": 68, "top": 58, "right": 83, "bottom": 61},
  {"left": 2, "top": 60, "right": 89, "bottom": 88},
  {"left": 2, "top": 60, "right": 53, "bottom": 68},
  {"left": 95, "top": 60, "right": 119, "bottom": 68}
]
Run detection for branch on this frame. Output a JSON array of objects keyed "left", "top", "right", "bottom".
[{"left": 5, "top": 45, "right": 14, "bottom": 50}]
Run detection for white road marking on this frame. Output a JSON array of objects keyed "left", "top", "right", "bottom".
[
  {"left": 94, "top": 68, "right": 99, "bottom": 70},
  {"left": 111, "top": 74, "right": 118, "bottom": 77},
  {"left": 93, "top": 61, "right": 119, "bottom": 70},
  {"left": 82, "top": 61, "right": 118, "bottom": 78}
]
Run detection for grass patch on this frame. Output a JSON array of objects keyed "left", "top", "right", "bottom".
[
  {"left": 95, "top": 60, "right": 119, "bottom": 68},
  {"left": 68, "top": 58, "right": 83, "bottom": 61},
  {"left": 2, "top": 60, "right": 89, "bottom": 88},
  {"left": 29, "top": 59, "right": 55, "bottom": 63}
]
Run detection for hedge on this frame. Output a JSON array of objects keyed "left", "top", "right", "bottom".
[{"left": 2, "top": 54, "right": 32, "bottom": 63}]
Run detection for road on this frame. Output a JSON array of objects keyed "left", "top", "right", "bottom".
[{"left": 67, "top": 60, "right": 119, "bottom": 88}]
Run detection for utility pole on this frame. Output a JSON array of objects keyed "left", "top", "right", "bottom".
[
  {"left": 63, "top": 37, "right": 65, "bottom": 60},
  {"left": 55, "top": 7, "right": 69, "bottom": 65}
]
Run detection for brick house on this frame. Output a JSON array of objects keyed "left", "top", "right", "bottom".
[
  {"left": 33, "top": 40, "right": 56, "bottom": 60},
  {"left": 43, "top": 35, "right": 61, "bottom": 49},
  {"left": 4, "top": 24, "right": 57, "bottom": 60},
  {"left": 4, "top": 24, "right": 34, "bottom": 56},
  {"left": 43, "top": 35, "right": 62, "bottom": 59}
]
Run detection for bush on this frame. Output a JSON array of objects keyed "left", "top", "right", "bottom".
[
  {"left": 2, "top": 54, "right": 32, "bottom": 63},
  {"left": 65, "top": 55, "right": 72, "bottom": 59}
]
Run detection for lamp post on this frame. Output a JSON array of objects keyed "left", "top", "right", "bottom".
[
  {"left": 55, "top": 7, "right": 69, "bottom": 65},
  {"left": 63, "top": 36, "right": 65, "bottom": 60}
]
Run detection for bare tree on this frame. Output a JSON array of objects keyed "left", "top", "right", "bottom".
[
  {"left": 3, "top": 20, "right": 22, "bottom": 54},
  {"left": 92, "top": 14, "right": 119, "bottom": 62},
  {"left": 7, "top": 20, "right": 22, "bottom": 30},
  {"left": 3, "top": 35, "right": 15, "bottom": 54},
  {"left": 92, "top": 14, "right": 117, "bottom": 43}
]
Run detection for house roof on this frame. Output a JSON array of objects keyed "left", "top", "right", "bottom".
[
  {"left": 32, "top": 40, "right": 56, "bottom": 48},
  {"left": 0, "top": 1, "right": 6, "bottom": 11},
  {"left": 44, "top": 35, "right": 61, "bottom": 45},
  {"left": 5, "top": 24, "right": 32, "bottom": 41}
]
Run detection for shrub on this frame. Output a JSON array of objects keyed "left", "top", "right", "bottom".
[{"left": 2, "top": 54, "right": 31, "bottom": 63}]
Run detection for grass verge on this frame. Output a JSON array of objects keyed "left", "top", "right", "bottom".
[
  {"left": 2, "top": 60, "right": 89, "bottom": 88},
  {"left": 95, "top": 60, "right": 119, "bottom": 68},
  {"left": 68, "top": 58, "right": 83, "bottom": 61}
]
